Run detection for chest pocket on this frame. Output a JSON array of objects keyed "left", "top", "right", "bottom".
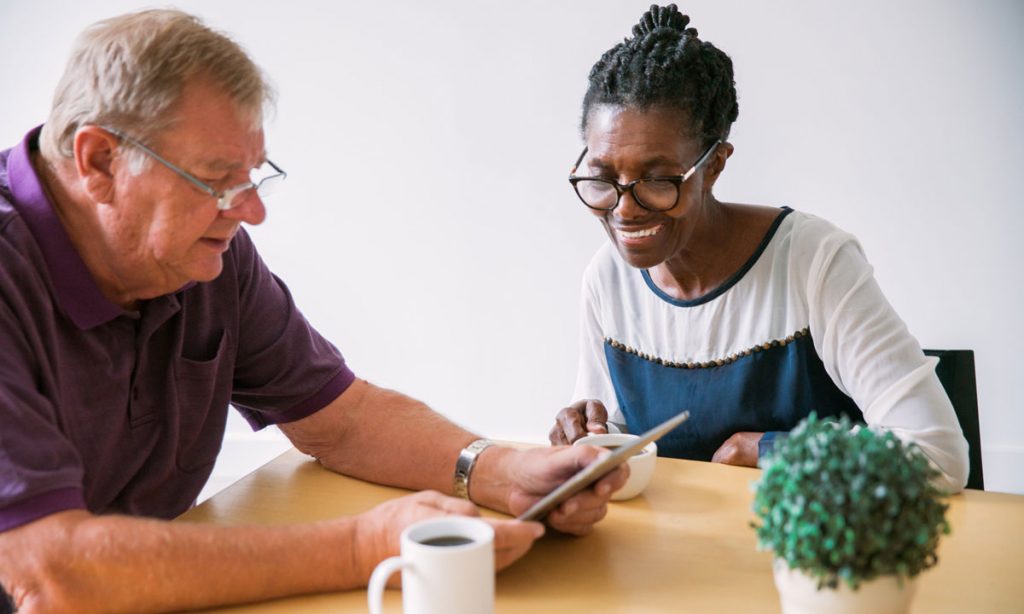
[{"left": 173, "top": 329, "right": 233, "bottom": 473}]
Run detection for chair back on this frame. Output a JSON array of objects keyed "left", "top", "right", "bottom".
[{"left": 924, "top": 349, "right": 984, "bottom": 490}]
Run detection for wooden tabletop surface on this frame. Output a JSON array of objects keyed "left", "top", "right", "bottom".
[{"left": 178, "top": 449, "right": 1024, "bottom": 613}]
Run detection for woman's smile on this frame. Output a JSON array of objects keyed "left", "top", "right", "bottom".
[{"left": 614, "top": 223, "right": 664, "bottom": 245}]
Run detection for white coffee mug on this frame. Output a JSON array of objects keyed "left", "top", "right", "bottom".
[{"left": 367, "top": 516, "right": 495, "bottom": 614}]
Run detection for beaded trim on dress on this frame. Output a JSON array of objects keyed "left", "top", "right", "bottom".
[{"left": 605, "top": 327, "right": 810, "bottom": 370}]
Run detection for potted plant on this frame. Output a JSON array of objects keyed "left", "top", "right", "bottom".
[{"left": 751, "top": 413, "right": 950, "bottom": 614}]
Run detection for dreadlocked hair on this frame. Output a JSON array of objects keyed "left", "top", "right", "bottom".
[{"left": 581, "top": 4, "right": 739, "bottom": 146}]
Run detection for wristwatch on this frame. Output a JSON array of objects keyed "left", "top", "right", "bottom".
[{"left": 453, "top": 438, "right": 496, "bottom": 500}]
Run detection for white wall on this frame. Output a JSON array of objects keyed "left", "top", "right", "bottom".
[{"left": 2, "top": 0, "right": 1021, "bottom": 496}]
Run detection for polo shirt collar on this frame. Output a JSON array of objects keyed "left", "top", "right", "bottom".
[{"left": 7, "top": 126, "right": 129, "bottom": 329}]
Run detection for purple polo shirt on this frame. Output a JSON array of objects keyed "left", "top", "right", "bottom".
[{"left": 0, "top": 127, "right": 355, "bottom": 532}]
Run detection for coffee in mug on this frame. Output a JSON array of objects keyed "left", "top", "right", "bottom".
[{"left": 418, "top": 535, "right": 475, "bottom": 547}]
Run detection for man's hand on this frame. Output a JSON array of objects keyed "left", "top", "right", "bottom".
[
  {"left": 473, "top": 445, "right": 628, "bottom": 536},
  {"left": 351, "top": 490, "right": 544, "bottom": 586},
  {"left": 549, "top": 399, "right": 609, "bottom": 445},
  {"left": 710, "top": 432, "right": 763, "bottom": 467}
]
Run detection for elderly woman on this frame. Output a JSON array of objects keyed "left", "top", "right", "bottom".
[{"left": 548, "top": 4, "right": 969, "bottom": 492}]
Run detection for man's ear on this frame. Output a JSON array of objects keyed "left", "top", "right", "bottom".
[
  {"left": 73, "top": 126, "right": 120, "bottom": 204},
  {"left": 702, "top": 141, "right": 734, "bottom": 190}
]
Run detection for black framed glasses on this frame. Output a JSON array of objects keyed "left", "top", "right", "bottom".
[
  {"left": 568, "top": 139, "right": 721, "bottom": 212},
  {"left": 102, "top": 126, "right": 287, "bottom": 211}
]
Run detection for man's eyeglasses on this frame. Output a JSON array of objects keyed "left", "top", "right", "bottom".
[
  {"left": 102, "top": 126, "right": 286, "bottom": 211},
  {"left": 568, "top": 139, "right": 721, "bottom": 212}
]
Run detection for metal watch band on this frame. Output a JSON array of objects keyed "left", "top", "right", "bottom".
[{"left": 453, "top": 438, "right": 495, "bottom": 500}]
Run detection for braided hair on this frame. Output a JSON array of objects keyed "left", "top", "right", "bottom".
[{"left": 581, "top": 4, "right": 739, "bottom": 147}]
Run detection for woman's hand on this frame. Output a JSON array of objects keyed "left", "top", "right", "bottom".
[
  {"left": 548, "top": 399, "right": 609, "bottom": 445},
  {"left": 710, "top": 432, "right": 763, "bottom": 467}
]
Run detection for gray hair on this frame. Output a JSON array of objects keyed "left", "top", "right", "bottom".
[{"left": 41, "top": 9, "right": 274, "bottom": 165}]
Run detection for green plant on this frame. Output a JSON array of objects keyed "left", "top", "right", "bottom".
[{"left": 751, "top": 413, "right": 950, "bottom": 590}]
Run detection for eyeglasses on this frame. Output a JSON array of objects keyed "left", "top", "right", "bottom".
[
  {"left": 568, "top": 139, "right": 721, "bottom": 212},
  {"left": 102, "top": 126, "right": 287, "bottom": 211}
]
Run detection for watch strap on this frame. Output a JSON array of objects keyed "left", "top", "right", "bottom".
[{"left": 453, "top": 438, "right": 495, "bottom": 500}]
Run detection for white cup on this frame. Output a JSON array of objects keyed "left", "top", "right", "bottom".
[
  {"left": 367, "top": 516, "right": 494, "bottom": 614},
  {"left": 573, "top": 433, "right": 657, "bottom": 500}
]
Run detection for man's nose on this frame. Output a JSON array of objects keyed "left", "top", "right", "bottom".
[{"left": 222, "top": 189, "right": 267, "bottom": 225}]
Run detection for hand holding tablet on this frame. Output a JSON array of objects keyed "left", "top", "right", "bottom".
[{"left": 517, "top": 409, "right": 690, "bottom": 522}]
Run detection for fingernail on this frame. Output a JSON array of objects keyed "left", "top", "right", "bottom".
[
  {"left": 597, "top": 483, "right": 609, "bottom": 496},
  {"left": 564, "top": 501, "right": 578, "bottom": 515},
  {"left": 533, "top": 524, "right": 545, "bottom": 538}
]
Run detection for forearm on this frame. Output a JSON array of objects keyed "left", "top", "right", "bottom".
[
  {"left": 282, "top": 379, "right": 477, "bottom": 496},
  {"left": 810, "top": 241, "right": 968, "bottom": 492},
  {"left": 861, "top": 361, "right": 969, "bottom": 492},
  {"left": 1, "top": 510, "right": 364, "bottom": 614}
]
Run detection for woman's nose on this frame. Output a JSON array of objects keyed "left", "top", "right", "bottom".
[{"left": 615, "top": 188, "right": 648, "bottom": 220}]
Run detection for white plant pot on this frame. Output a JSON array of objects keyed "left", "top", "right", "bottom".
[{"left": 772, "top": 559, "right": 917, "bottom": 614}]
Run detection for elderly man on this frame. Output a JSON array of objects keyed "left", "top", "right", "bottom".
[{"left": 0, "top": 9, "right": 626, "bottom": 613}]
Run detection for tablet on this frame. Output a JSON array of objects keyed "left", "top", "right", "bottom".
[{"left": 517, "top": 409, "right": 690, "bottom": 522}]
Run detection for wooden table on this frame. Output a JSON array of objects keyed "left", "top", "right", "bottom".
[{"left": 178, "top": 449, "right": 1024, "bottom": 612}]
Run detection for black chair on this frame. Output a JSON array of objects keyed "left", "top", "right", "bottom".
[{"left": 923, "top": 349, "right": 984, "bottom": 490}]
